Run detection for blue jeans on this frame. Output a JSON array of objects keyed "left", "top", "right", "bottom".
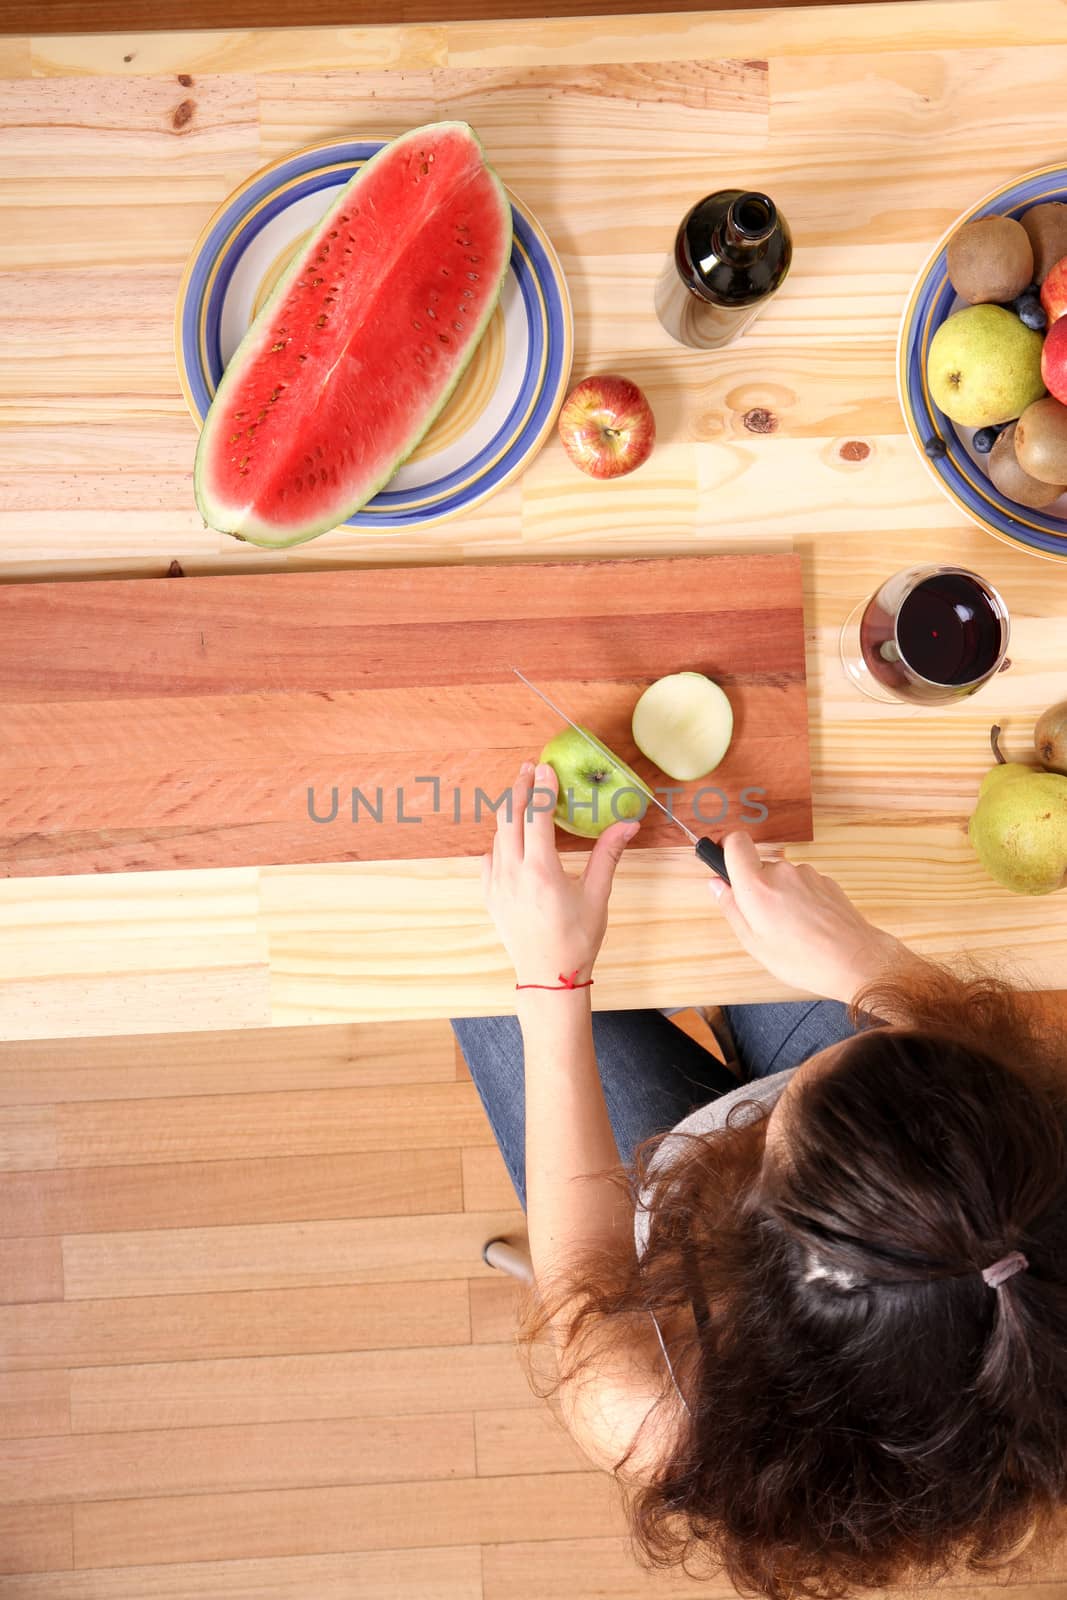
[{"left": 451, "top": 1001, "right": 855, "bottom": 1211}]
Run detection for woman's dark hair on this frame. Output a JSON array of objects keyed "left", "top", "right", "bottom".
[{"left": 523, "top": 967, "right": 1067, "bottom": 1598}]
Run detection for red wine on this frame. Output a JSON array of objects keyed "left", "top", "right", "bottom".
[
  {"left": 860, "top": 572, "right": 1006, "bottom": 698},
  {"left": 655, "top": 190, "right": 792, "bottom": 350}
]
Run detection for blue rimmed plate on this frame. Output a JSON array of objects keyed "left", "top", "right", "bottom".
[
  {"left": 175, "top": 136, "right": 572, "bottom": 532},
  {"left": 899, "top": 163, "right": 1067, "bottom": 563}
]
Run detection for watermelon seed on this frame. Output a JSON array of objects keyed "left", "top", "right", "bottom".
[
  {"left": 258, "top": 409, "right": 267, "bottom": 422},
  {"left": 467, "top": 254, "right": 481, "bottom": 263},
  {"left": 438, "top": 332, "right": 450, "bottom": 344},
  {"left": 420, "top": 161, "right": 429, "bottom": 175},
  {"left": 427, "top": 308, "right": 437, "bottom": 319},
  {"left": 441, "top": 267, "right": 450, "bottom": 276},
  {"left": 239, "top": 455, "right": 249, "bottom": 468},
  {"left": 316, "top": 314, "right": 328, "bottom": 328},
  {"left": 466, "top": 271, "right": 479, "bottom": 280},
  {"left": 412, "top": 318, "right": 422, "bottom": 330},
  {"left": 229, "top": 432, "right": 240, "bottom": 443},
  {"left": 428, "top": 152, "right": 435, "bottom": 163},
  {"left": 298, "top": 354, "right": 308, "bottom": 362},
  {"left": 271, "top": 341, "right": 284, "bottom": 352},
  {"left": 315, "top": 444, "right": 324, "bottom": 459},
  {"left": 313, "top": 277, "right": 324, "bottom": 286},
  {"left": 329, "top": 230, "right": 338, "bottom": 238},
  {"left": 295, "top": 476, "right": 303, "bottom": 491},
  {"left": 452, "top": 320, "right": 462, "bottom": 331},
  {"left": 234, "top": 410, "right": 245, "bottom": 418}
]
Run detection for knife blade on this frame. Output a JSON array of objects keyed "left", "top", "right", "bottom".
[{"left": 510, "top": 666, "right": 731, "bottom": 885}]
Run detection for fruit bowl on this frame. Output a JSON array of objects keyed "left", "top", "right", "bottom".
[{"left": 899, "top": 162, "right": 1067, "bottom": 562}]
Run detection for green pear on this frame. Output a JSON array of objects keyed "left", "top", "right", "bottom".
[
  {"left": 928, "top": 305, "right": 1045, "bottom": 428},
  {"left": 968, "top": 760, "right": 1067, "bottom": 895}
]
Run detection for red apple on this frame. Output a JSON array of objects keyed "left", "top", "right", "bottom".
[
  {"left": 1040, "top": 255, "right": 1067, "bottom": 324},
  {"left": 1042, "top": 315, "right": 1067, "bottom": 404},
  {"left": 557, "top": 374, "right": 655, "bottom": 479}
]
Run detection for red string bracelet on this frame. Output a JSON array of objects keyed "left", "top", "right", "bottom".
[{"left": 515, "top": 968, "right": 593, "bottom": 991}]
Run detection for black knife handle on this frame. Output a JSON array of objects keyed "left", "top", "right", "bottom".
[{"left": 695, "top": 836, "right": 730, "bottom": 885}]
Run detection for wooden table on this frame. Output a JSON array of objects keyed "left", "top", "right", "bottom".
[{"left": 3, "top": 0, "right": 1067, "bottom": 1040}]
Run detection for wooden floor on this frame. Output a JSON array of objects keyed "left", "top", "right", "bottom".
[{"left": 0, "top": 1014, "right": 1064, "bottom": 1599}]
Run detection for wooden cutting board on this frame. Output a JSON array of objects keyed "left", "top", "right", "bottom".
[{"left": 0, "top": 554, "right": 811, "bottom": 877}]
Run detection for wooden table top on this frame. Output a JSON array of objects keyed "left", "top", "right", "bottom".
[{"left": 4, "top": 0, "right": 1067, "bottom": 1040}]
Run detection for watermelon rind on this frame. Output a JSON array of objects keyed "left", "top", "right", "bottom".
[{"left": 194, "top": 122, "right": 513, "bottom": 548}]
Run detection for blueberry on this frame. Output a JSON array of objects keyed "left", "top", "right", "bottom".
[
  {"left": 972, "top": 425, "right": 1001, "bottom": 454},
  {"left": 924, "top": 436, "right": 948, "bottom": 460},
  {"left": 1019, "top": 299, "right": 1047, "bottom": 331}
]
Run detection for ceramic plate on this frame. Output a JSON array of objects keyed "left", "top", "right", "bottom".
[
  {"left": 899, "top": 162, "right": 1067, "bottom": 563},
  {"left": 175, "top": 137, "right": 573, "bottom": 532}
]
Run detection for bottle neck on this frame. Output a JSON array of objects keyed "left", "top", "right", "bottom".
[{"left": 715, "top": 192, "right": 777, "bottom": 263}]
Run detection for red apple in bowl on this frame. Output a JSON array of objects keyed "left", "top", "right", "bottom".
[
  {"left": 1042, "top": 315, "right": 1067, "bottom": 404},
  {"left": 557, "top": 374, "right": 656, "bottom": 479},
  {"left": 1040, "top": 255, "right": 1067, "bottom": 324}
]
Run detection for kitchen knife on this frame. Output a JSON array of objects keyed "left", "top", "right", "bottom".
[{"left": 510, "top": 666, "right": 731, "bottom": 885}]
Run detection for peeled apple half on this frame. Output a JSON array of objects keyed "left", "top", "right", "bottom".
[{"left": 631, "top": 672, "right": 733, "bottom": 781}]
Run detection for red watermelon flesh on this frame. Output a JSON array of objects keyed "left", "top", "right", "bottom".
[{"left": 194, "top": 123, "right": 512, "bottom": 547}]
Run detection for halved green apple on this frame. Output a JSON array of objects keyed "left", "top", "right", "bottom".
[{"left": 631, "top": 672, "right": 733, "bottom": 781}]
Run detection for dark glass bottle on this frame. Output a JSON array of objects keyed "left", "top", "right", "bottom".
[{"left": 655, "top": 190, "right": 792, "bottom": 350}]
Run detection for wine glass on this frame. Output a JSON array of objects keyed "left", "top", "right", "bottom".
[{"left": 839, "top": 565, "right": 1010, "bottom": 706}]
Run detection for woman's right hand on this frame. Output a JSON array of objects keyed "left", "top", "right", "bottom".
[{"left": 709, "top": 832, "right": 906, "bottom": 1006}]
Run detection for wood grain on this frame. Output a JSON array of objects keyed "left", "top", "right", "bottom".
[
  {"left": 0, "top": 1415, "right": 476, "bottom": 1505},
  {"left": 3, "top": 1015, "right": 1064, "bottom": 1594},
  {"left": 474, "top": 1405, "right": 588, "bottom": 1476},
  {"left": 47, "top": 1081, "right": 493, "bottom": 1168},
  {"left": 0, "top": 1548, "right": 482, "bottom": 1600},
  {"left": 0, "top": 1281, "right": 471, "bottom": 1372},
  {"left": 0, "top": 1370, "right": 71, "bottom": 1440},
  {"left": 0, "top": 555, "right": 812, "bottom": 877},
  {"left": 0, "top": 1018, "right": 459, "bottom": 1105},
  {"left": 0, "top": 1505, "right": 73, "bottom": 1576},
  {"left": 2, "top": 7, "right": 1067, "bottom": 1026},
  {"left": 0, "top": 1237, "right": 64, "bottom": 1305},
  {"left": 481, "top": 1538, "right": 1067, "bottom": 1600},
  {"left": 0, "top": 1149, "right": 464, "bottom": 1233},
  {"left": 61, "top": 1209, "right": 525, "bottom": 1298},
  {"left": 0, "top": 0, "right": 856, "bottom": 37},
  {"left": 71, "top": 1471, "right": 624, "bottom": 1568},
  {"left": 2, "top": 12, "right": 1067, "bottom": 1024},
  {"left": 67, "top": 1344, "right": 535, "bottom": 1431}
]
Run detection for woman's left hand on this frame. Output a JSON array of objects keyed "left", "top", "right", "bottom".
[{"left": 482, "top": 761, "right": 641, "bottom": 989}]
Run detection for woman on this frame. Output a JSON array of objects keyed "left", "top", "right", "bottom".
[{"left": 453, "top": 760, "right": 1067, "bottom": 1599}]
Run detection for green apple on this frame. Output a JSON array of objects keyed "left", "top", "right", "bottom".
[
  {"left": 632, "top": 671, "right": 733, "bottom": 781},
  {"left": 927, "top": 305, "right": 1045, "bottom": 428},
  {"left": 539, "top": 725, "right": 650, "bottom": 838}
]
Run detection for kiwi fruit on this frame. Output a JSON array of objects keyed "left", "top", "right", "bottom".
[
  {"left": 1014, "top": 396, "right": 1067, "bottom": 484},
  {"left": 1020, "top": 202, "right": 1067, "bottom": 284},
  {"left": 946, "top": 216, "right": 1034, "bottom": 304},
  {"left": 988, "top": 422, "right": 1066, "bottom": 509},
  {"left": 1035, "top": 699, "right": 1067, "bottom": 776}
]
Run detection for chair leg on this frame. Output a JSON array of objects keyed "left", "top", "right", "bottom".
[{"left": 483, "top": 1237, "right": 535, "bottom": 1284}]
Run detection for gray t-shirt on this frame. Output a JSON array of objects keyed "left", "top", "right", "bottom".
[{"left": 634, "top": 1067, "right": 795, "bottom": 1259}]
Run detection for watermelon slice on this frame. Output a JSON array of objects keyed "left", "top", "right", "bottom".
[{"left": 194, "top": 122, "right": 513, "bottom": 547}]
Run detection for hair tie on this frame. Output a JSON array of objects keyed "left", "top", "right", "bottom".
[{"left": 981, "top": 1251, "right": 1028, "bottom": 1288}]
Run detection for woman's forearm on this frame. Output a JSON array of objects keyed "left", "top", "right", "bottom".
[{"left": 519, "top": 991, "right": 637, "bottom": 1297}]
